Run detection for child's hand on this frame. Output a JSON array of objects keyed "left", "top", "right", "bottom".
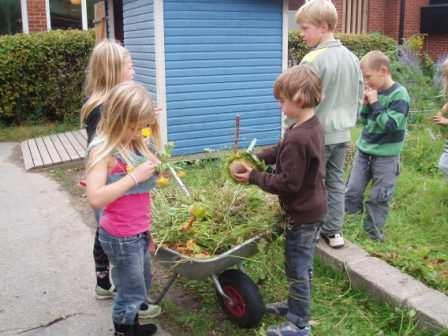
[
  {"left": 433, "top": 112, "right": 448, "bottom": 126},
  {"left": 148, "top": 234, "right": 157, "bottom": 255},
  {"left": 232, "top": 162, "right": 253, "bottom": 183},
  {"left": 132, "top": 160, "right": 158, "bottom": 183},
  {"left": 364, "top": 88, "right": 378, "bottom": 104}
]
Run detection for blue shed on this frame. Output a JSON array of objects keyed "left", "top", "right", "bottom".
[{"left": 106, "top": 0, "right": 288, "bottom": 155}]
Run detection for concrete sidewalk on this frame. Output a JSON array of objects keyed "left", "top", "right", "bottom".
[{"left": 0, "top": 143, "right": 170, "bottom": 336}]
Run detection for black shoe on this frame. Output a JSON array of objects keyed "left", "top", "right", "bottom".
[
  {"left": 133, "top": 317, "right": 157, "bottom": 336},
  {"left": 114, "top": 321, "right": 157, "bottom": 336},
  {"left": 133, "top": 323, "right": 157, "bottom": 336}
]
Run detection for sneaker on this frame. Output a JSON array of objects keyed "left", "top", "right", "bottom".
[
  {"left": 95, "top": 285, "right": 115, "bottom": 300},
  {"left": 265, "top": 301, "right": 288, "bottom": 316},
  {"left": 138, "top": 302, "right": 162, "bottom": 321},
  {"left": 321, "top": 233, "right": 345, "bottom": 249},
  {"left": 266, "top": 322, "right": 311, "bottom": 336}
]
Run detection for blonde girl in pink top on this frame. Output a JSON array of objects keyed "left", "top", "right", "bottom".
[{"left": 86, "top": 81, "right": 161, "bottom": 336}]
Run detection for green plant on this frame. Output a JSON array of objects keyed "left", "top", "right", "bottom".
[
  {"left": 0, "top": 29, "right": 95, "bottom": 125},
  {"left": 288, "top": 32, "right": 397, "bottom": 64}
]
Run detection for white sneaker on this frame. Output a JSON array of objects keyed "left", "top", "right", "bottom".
[
  {"left": 322, "top": 233, "right": 345, "bottom": 248},
  {"left": 95, "top": 285, "right": 115, "bottom": 300},
  {"left": 139, "top": 303, "right": 162, "bottom": 321}
]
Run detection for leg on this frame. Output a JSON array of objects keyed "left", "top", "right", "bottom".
[
  {"left": 93, "top": 223, "right": 113, "bottom": 297},
  {"left": 99, "top": 229, "right": 148, "bottom": 326},
  {"left": 345, "top": 151, "right": 371, "bottom": 214},
  {"left": 139, "top": 236, "right": 162, "bottom": 321},
  {"left": 285, "top": 223, "right": 320, "bottom": 329},
  {"left": 438, "top": 147, "right": 448, "bottom": 177},
  {"left": 364, "top": 156, "right": 400, "bottom": 241},
  {"left": 321, "top": 143, "right": 348, "bottom": 248}
]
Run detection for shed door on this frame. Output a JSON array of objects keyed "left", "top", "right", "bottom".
[{"left": 164, "top": 0, "right": 284, "bottom": 155}]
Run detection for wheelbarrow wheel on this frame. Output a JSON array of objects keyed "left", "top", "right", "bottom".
[{"left": 215, "top": 269, "right": 264, "bottom": 328}]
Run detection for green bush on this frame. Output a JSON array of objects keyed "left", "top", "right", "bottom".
[
  {"left": 0, "top": 29, "right": 94, "bottom": 125},
  {"left": 288, "top": 31, "right": 397, "bottom": 64}
]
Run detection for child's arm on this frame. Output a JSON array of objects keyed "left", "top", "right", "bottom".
[
  {"left": 235, "top": 142, "right": 306, "bottom": 195},
  {"left": 433, "top": 103, "right": 448, "bottom": 126},
  {"left": 256, "top": 145, "right": 279, "bottom": 165},
  {"left": 365, "top": 88, "right": 409, "bottom": 131},
  {"left": 86, "top": 149, "right": 157, "bottom": 209}
]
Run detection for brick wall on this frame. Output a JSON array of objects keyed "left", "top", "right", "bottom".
[
  {"left": 27, "top": 0, "right": 47, "bottom": 32},
  {"left": 427, "top": 34, "right": 448, "bottom": 60},
  {"left": 332, "top": 0, "right": 343, "bottom": 31},
  {"left": 403, "top": 0, "right": 429, "bottom": 37},
  {"left": 367, "top": 0, "right": 386, "bottom": 33},
  {"left": 384, "top": 0, "right": 401, "bottom": 40}
]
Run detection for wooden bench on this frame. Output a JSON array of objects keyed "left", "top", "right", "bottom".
[{"left": 21, "top": 129, "right": 87, "bottom": 171}]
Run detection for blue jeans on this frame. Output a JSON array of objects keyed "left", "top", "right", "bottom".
[
  {"left": 98, "top": 228, "right": 152, "bottom": 325},
  {"left": 284, "top": 222, "right": 320, "bottom": 329},
  {"left": 321, "top": 143, "right": 348, "bottom": 236},
  {"left": 345, "top": 151, "right": 400, "bottom": 241}
]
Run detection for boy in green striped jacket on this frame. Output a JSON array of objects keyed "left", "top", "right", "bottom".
[{"left": 345, "top": 50, "right": 410, "bottom": 241}]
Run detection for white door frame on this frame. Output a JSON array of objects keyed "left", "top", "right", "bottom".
[
  {"left": 20, "top": 0, "right": 29, "bottom": 33},
  {"left": 154, "top": 0, "right": 168, "bottom": 148}
]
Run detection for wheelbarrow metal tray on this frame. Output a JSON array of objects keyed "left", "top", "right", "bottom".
[{"left": 155, "top": 234, "right": 264, "bottom": 281}]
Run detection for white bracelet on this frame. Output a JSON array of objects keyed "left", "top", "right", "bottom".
[{"left": 128, "top": 173, "right": 138, "bottom": 186}]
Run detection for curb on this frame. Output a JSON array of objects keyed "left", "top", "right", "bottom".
[{"left": 315, "top": 240, "right": 448, "bottom": 332}]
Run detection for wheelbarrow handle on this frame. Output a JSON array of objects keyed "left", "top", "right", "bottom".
[{"left": 168, "top": 165, "right": 192, "bottom": 198}]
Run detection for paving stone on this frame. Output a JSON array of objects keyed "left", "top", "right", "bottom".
[
  {"left": 406, "top": 289, "right": 448, "bottom": 331},
  {"left": 346, "top": 256, "right": 431, "bottom": 305},
  {"left": 315, "top": 240, "right": 369, "bottom": 272}
]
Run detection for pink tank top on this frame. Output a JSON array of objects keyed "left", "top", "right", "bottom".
[{"left": 100, "top": 158, "right": 152, "bottom": 237}]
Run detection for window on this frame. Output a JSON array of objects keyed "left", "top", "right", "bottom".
[
  {"left": 49, "top": 0, "right": 94, "bottom": 30},
  {"left": 0, "top": 0, "right": 23, "bottom": 35}
]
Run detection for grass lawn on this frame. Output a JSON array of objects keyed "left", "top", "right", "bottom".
[
  {"left": 152, "top": 160, "right": 446, "bottom": 336},
  {"left": 0, "top": 122, "right": 78, "bottom": 142},
  {"left": 345, "top": 123, "right": 448, "bottom": 295}
]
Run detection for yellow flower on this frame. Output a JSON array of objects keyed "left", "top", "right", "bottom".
[
  {"left": 156, "top": 176, "right": 170, "bottom": 188},
  {"left": 176, "top": 170, "right": 187, "bottom": 177},
  {"left": 141, "top": 127, "right": 152, "bottom": 138}
]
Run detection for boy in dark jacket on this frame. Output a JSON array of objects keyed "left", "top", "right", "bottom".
[{"left": 231, "top": 65, "right": 327, "bottom": 336}]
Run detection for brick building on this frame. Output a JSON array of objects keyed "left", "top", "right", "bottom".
[
  {"left": 2, "top": 0, "right": 447, "bottom": 59},
  {"left": 1, "top": 0, "right": 94, "bottom": 35},
  {"left": 289, "top": 0, "right": 448, "bottom": 60}
]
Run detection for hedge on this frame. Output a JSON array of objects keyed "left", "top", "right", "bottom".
[
  {"left": 0, "top": 30, "right": 396, "bottom": 126},
  {"left": 0, "top": 29, "right": 94, "bottom": 125},
  {"left": 288, "top": 31, "right": 397, "bottom": 64}
]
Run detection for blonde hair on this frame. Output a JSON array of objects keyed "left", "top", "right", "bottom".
[
  {"left": 80, "top": 39, "right": 131, "bottom": 125},
  {"left": 360, "top": 50, "right": 391, "bottom": 72},
  {"left": 273, "top": 65, "right": 322, "bottom": 108},
  {"left": 442, "top": 58, "right": 448, "bottom": 98},
  {"left": 87, "top": 81, "right": 161, "bottom": 171},
  {"left": 295, "top": 0, "right": 338, "bottom": 31}
]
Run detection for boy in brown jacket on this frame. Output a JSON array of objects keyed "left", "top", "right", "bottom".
[{"left": 232, "top": 65, "right": 327, "bottom": 336}]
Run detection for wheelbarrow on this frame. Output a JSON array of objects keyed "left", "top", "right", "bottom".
[
  {"left": 150, "top": 165, "right": 266, "bottom": 328},
  {"left": 151, "top": 233, "right": 266, "bottom": 328}
]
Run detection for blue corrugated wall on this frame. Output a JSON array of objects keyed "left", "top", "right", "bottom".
[
  {"left": 164, "top": 0, "right": 283, "bottom": 155},
  {"left": 123, "top": 0, "right": 157, "bottom": 97}
]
